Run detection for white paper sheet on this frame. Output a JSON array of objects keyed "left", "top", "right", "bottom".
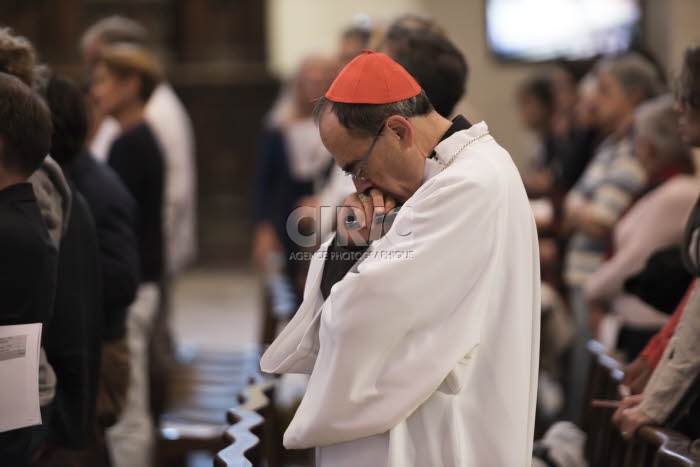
[{"left": 0, "top": 323, "right": 42, "bottom": 433}]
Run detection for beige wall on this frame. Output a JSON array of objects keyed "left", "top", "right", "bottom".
[
  {"left": 266, "top": 0, "right": 426, "bottom": 77},
  {"left": 266, "top": 0, "right": 700, "bottom": 167}
]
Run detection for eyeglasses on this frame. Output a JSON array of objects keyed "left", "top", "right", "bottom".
[{"left": 344, "top": 122, "right": 385, "bottom": 181}]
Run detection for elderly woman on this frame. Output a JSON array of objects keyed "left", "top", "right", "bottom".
[
  {"left": 613, "top": 46, "right": 700, "bottom": 441},
  {"left": 584, "top": 95, "right": 697, "bottom": 357}
]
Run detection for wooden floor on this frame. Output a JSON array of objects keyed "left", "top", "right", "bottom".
[
  {"left": 171, "top": 267, "right": 261, "bottom": 354},
  {"left": 165, "top": 268, "right": 312, "bottom": 467}
]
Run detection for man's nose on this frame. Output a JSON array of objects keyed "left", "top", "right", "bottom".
[{"left": 353, "top": 178, "right": 372, "bottom": 193}]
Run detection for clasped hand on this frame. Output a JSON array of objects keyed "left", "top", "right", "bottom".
[{"left": 337, "top": 188, "right": 398, "bottom": 247}]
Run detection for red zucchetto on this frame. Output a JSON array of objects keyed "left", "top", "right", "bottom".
[{"left": 325, "top": 49, "right": 422, "bottom": 104}]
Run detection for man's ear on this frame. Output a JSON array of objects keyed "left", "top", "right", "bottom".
[{"left": 385, "top": 115, "right": 414, "bottom": 149}]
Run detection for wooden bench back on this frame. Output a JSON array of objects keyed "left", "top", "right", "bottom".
[{"left": 581, "top": 340, "right": 700, "bottom": 467}]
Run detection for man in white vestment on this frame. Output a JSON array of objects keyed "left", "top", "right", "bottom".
[{"left": 261, "top": 50, "right": 541, "bottom": 466}]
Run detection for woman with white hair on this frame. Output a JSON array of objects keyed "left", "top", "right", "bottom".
[{"left": 584, "top": 94, "right": 698, "bottom": 357}]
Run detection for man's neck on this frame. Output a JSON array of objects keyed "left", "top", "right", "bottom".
[
  {"left": 0, "top": 171, "right": 26, "bottom": 191},
  {"left": 412, "top": 112, "right": 454, "bottom": 159},
  {"left": 115, "top": 101, "right": 145, "bottom": 132}
]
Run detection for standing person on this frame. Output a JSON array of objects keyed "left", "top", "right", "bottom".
[
  {"left": 563, "top": 53, "right": 663, "bottom": 420},
  {"left": 252, "top": 54, "right": 336, "bottom": 301},
  {"left": 517, "top": 76, "right": 558, "bottom": 198},
  {"left": 316, "top": 17, "right": 469, "bottom": 241},
  {"left": 379, "top": 18, "right": 468, "bottom": 119},
  {"left": 81, "top": 16, "right": 197, "bottom": 276},
  {"left": 0, "top": 72, "right": 57, "bottom": 467},
  {"left": 613, "top": 45, "right": 700, "bottom": 441},
  {"left": 81, "top": 16, "right": 197, "bottom": 418},
  {"left": 45, "top": 74, "right": 140, "bottom": 466},
  {"left": 1, "top": 27, "right": 105, "bottom": 466},
  {"left": 261, "top": 51, "right": 540, "bottom": 466},
  {"left": 90, "top": 44, "right": 165, "bottom": 467}
]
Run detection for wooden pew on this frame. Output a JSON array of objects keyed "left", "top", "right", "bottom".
[
  {"left": 581, "top": 341, "right": 626, "bottom": 467},
  {"left": 623, "top": 426, "right": 700, "bottom": 467},
  {"left": 581, "top": 340, "right": 700, "bottom": 467},
  {"left": 155, "top": 348, "right": 262, "bottom": 466},
  {"left": 215, "top": 380, "right": 276, "bottom": 467}
]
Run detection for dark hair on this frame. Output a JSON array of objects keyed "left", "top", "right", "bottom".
[
  {"left": 313, "top": 90, "right": 434, "bottom": 135},
  {"left": 46, "top": 75, "right": 88, "bottom": 165},
  {"left": 518, "top": 76, "right": 555, "bottom": 114},
  {"left": 679, "top": 46, "right": 700, "bottom": 109},
  {"left": 554, "top": 58, "right": 597, "bottom": 85},
  {"left": 0, "top": 72, "right": 51, "bottom": 177},
  {"left": 384, "top": 28, "right": 467, "bottom": 118}
]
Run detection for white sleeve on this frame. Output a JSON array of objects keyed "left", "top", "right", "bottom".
[{"left": 283, "top": 174, "right": 501, "bottom": 448}]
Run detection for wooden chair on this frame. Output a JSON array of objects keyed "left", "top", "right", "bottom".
[{"left": 155, "top": 347, "right": 262, "bottom": 466}]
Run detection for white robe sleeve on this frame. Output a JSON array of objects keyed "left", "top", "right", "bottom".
[{"left": 278, "top": 170, "right": 502, "bottom": 449}]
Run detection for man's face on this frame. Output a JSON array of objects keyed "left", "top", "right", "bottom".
[
  {"left": 594, "top": 70, "right": 635, "bottom": 133},
  {"left": 553, "top": 67, "right": 578, "bottom": 115},
  {"left": 517, "top": 93, "right": 550, "bottom": 133},
  {"left": 83, "top": 38, "right": 102, "bottom": 76},
  {"left": 319, "top": 108, "right": 424, "bottom": 203},
  {"left": 90, "top": 62, "right": 137, "bottom": 118}
]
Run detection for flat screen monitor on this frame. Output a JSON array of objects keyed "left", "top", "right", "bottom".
[{"left": 486, "top": 0, "right": 642, "bottom": 62}]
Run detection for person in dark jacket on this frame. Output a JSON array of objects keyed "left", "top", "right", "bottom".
[
  {"left": 1, "top": 27, "right": 103, "bottom": 466},
  {"left": 23, "top": 74, "right": 104, "bottom": 466},
  {"left": 0, "top": 72, "right": 57, "bottom": 467},
  {"left": 37, "top": 74, "right": 140, "bottom": 467}
]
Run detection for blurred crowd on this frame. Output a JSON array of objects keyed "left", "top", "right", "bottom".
[
  {"left": 517, "top": 44, "right": 700, "bottom": 463},
  {"left": 2, "top": 7, "right": 700, "bottom": 467},
  {"left": 0, "top": 16, "right": 196, "bottom": 467}
]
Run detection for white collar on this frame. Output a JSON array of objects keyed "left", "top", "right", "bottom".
[{"left": 422, "top": 121, "right": 490, "bottom": 183}]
